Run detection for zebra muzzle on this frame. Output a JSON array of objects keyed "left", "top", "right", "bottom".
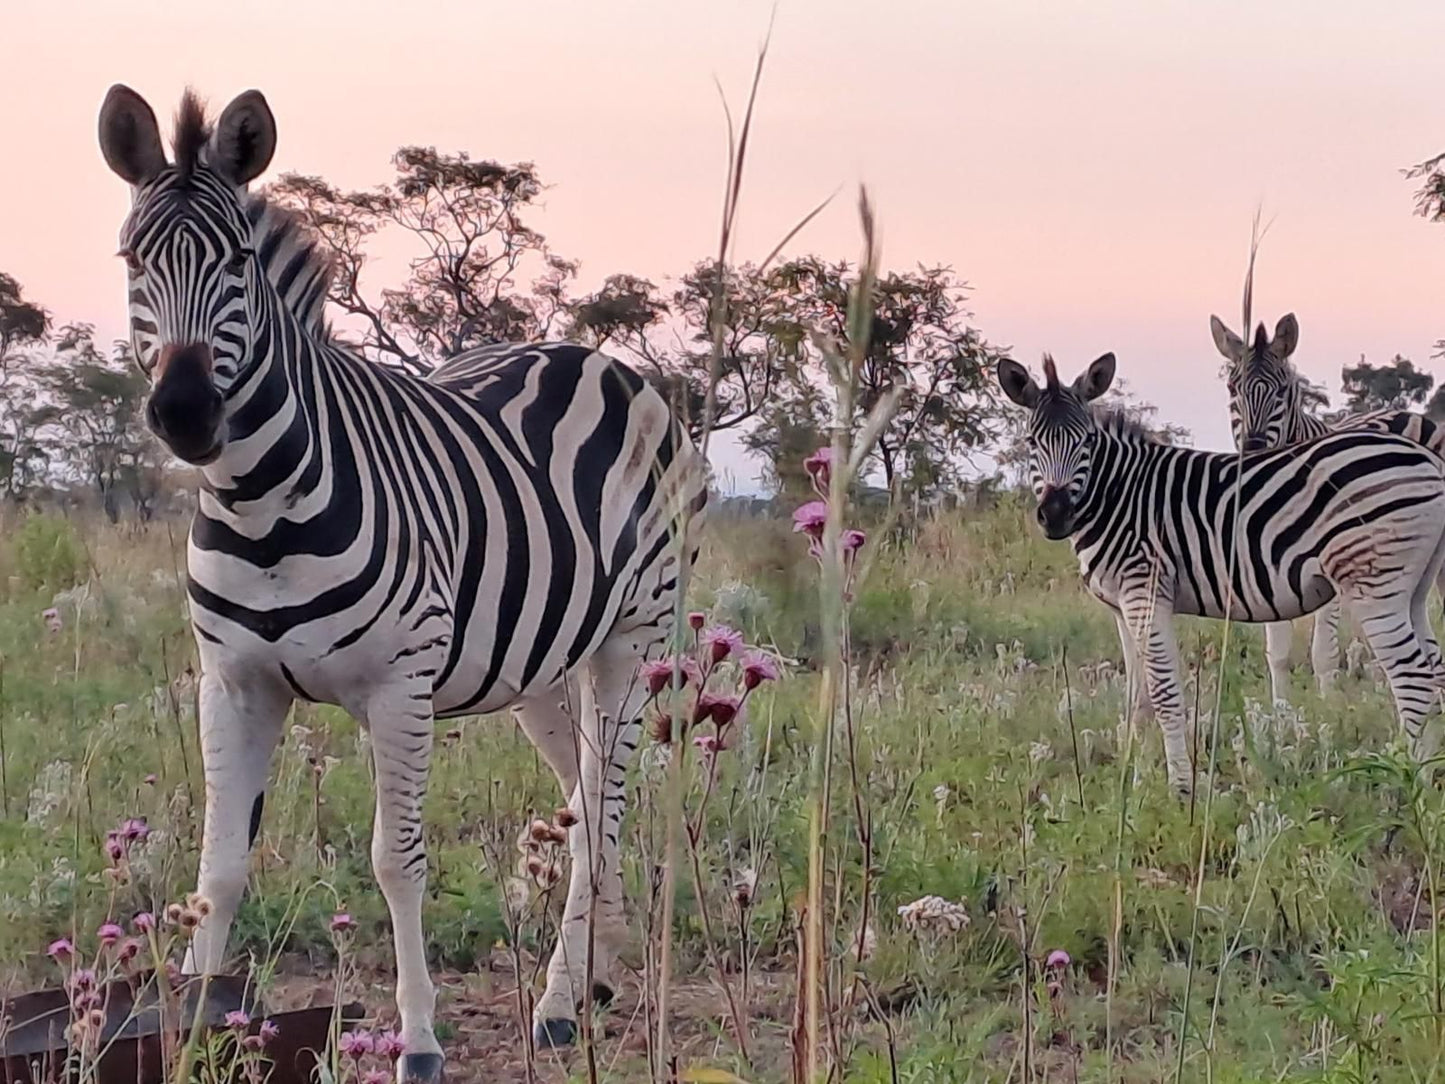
[
  {"left": 1036, "top": 486, "right": 1074, "bottom": 539},
  {"left": 148, "top": 343, "right": 226, "bottom": 464}
]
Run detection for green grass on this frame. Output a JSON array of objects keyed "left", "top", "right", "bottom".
[{"left": 0, "top": 500, "right": 1441, "bottom": 1082}]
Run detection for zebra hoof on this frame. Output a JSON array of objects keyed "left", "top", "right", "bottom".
[
  {"left": 534, "top": 1016, "right": 578, "bottom": 1048},
  {"left": 398, "top": 1052, "right": 445, "bottom": 1083},
  {"left": 591, "top": 982, "right": 615, "bottom": 1008}
]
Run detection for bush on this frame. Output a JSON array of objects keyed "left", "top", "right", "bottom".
[{"left": 13, "top": 513, "right": 86, "bottom": 592}]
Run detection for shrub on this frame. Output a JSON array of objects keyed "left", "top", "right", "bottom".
[{"left": 13, "top": 513, "right": 86, "bottom": 592}]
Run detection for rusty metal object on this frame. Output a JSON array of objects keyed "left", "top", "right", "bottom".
[{"left": 0, "top": 973, "right": 363, "bottom": 1083}]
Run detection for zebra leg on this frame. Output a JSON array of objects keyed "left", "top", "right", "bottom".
[
  {"left": 512, "top": 677, "right": 582, "bottom": 796},
  {"left": 1264, "top": 621, "right": 1294, "bottom": 707},
  {"left": 1121, "top": 599, "right": 1193, "bottom": 795},
  {"left": 1114, "top": 612, "right": 1153, "bottom": 734},
  {"left": 534, "top": 633, "right": 649, "bottom": 1048},
  {"left": 182, "top": 670, "right": 290, "bottom": 976},
  {"left": 365, "top": 685, "right": 444, "bottom": 1082},
  {"left": 1310, "top": 599, "right": 1342, "bottom": 696},
  {"left": 1348, "top": 591, "right": 1441, "bottom": 764}
]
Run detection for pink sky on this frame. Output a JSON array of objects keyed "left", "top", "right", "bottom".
[{"left": 4, "top": 0, "right": 1443, "bottom": 488}]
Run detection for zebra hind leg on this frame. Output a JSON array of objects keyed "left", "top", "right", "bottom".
[
  {"left": 1349, "top": 590, "right": 1441, "bottom": 765},
  {"left": 534, "top": 629, "right": 654, "bottom": 1048},
  {"left": 1309, "top": 599, "right": 1342, "bottom": 696},
  {"left": 364, "top": 682, "right": 445, "bottom": 1083},
  {"left": 1121, "top": 597, "right": 1194, "bottom": 796}
]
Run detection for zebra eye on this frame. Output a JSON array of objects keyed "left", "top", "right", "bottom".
[
  {"left": 226, "top": 248, "right": 253, "bottom": 275},
  {"left": 119, "top": 248, "right": 142, "bottom": 275}
]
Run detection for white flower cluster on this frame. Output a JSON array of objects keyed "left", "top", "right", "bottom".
[{"left": 897, "top": 895, "right": 970, "bottom": 934}]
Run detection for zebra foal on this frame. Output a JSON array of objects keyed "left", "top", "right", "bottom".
[
  {"left": 1212, "top": 312, "right": 1445, "bottom": 704},
  {"left": 998, "top": 352, "right": 1445, "bottom": 793},
  {"left": 99, "top": 84, "right": 706, "bottom": 1078}
]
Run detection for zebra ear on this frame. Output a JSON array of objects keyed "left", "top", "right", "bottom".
[
  {"left": 997, "top": 358, "right": 1039, "bottom": 408},
  {"left": 210, "top": 90, "right": 277, "bottom": 187},
  {"left": 1210, "top": 315, "right": 1244, "bottom": 361},
  {"left": 1074, "top": 353, "right": 1116, "bottom": 401},
  {"left": 1272, "top": 313, "right": 1299, "bottom": 358},
  {"left": 99, "top": 84, "right": 167, "bottom": 186}
]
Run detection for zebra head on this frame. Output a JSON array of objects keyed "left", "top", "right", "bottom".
[
  {"left": 997, "top": 352, "right": 1116, "bottom": 540},
  {"left": 1210, "top": 312, "right": 1300, "bottom": 454},
  {"left": 98, "top": 85, "right": 277, "bottom": 465}
]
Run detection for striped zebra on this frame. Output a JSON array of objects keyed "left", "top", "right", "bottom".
[
  {"left": 1211, "top": 313, "right": 1445, "bottom": 704},
  {"left": 997, "top": 352, "right": 1445, "bottom": 793},
  {"left": 99, "top": 85, "right": 706, "bottom": 1078}
]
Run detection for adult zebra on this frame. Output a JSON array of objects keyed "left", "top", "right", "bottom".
[
  {"left": 1210, "top": 313, "right": 1445, "bottom": 704},
  {"left": 998, "top": 352, "right": 1445, "bottom": 793},
  {"left": 98, "top": 85, "right": 707, "bottom": 1078}
]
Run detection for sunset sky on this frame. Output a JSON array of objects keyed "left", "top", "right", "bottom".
[{"left": 3, "top": 0, "right": 1443, "bottom": 490}]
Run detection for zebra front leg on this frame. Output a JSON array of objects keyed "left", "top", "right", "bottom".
[
  {"left": 534, "top": 635, "right": 649, "bottom": 1048},
  {"left": 1264, "top": 621, "right": 1294, "bottom": 707},
  {"left": 183, "top": 670, "right": 290, "bottom": 976},
  {"left": 365, "top": 684, "right": 444, "bottom": 1083},
  {"left": 1121, "top": 599, "right": 1194, "bottom": 795},
  {"left": 1310, "top": 599, "right": 1342, "bottom": 696},
  {"left": 1114, "top": 613, "right": 1153, "bottom": 736}
]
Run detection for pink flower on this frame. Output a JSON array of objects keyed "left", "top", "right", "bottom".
[
  {"left": 244, "top": 1018, "right": 280, "bottom": 1049},
  {"left": 1046, "top": 949, "right": 1071, "bottom": 970},
  {"left": 696, "top": 693, "right": 742, "bottom": 727},
  {"left": 741, "top": 651, "right": 779, "bottom": 690},
  {"left": 47, "top": 938, "right": 74, "bottom": 961},
  {"left": 96, "top": 923, "right": 125, "bottom": 946},
  {"left": 143, "top": 774, "right": 158, "bottom": 786},
  {"left": 163, "top": 960, "right": 182, "bottom": 988},
  {"left": 641, "top": 658, "right": 687, "bottom": 697},
  {"left": 842, "top": 528, "right": 866, "bottom": 554},
  {"left": 224, "top": 1010, "right": 250, "bottom": 1030},
  {"left": 804, "top": 446, "right": 833, "bottom": 491},
  {"left": 693, "top": 733, "right": 722, "bottom": 756},
  {"left": 363, "top": 1070, "right": 392, "bottom": 1084},
  {"left": 687, "top": 611, "right": 706, "bottom": 630},
  {"left": 69, "top": 968, "right": 96, "bottom": 993},
  {"left": 120, "top": 818, "right": 149, "bottom": 842},
  {"left": 117, "top": 939, "right": 142, "bottom": 964},
  {"left": 330, "top": 912, "right": 355, "bottom": 934},
  {"left": 375, "top": 1030, "right": 405, "bottom": 1058},
  {"left": 42, "top": 607, "right": 62, "bottom": 634},
  {"left": 339, "top": 1030, "right": 375, "bottom": 1058},
  {"left": 132, "top": 912, "right": 155, "bottom": 933},
  {"left": 1047, "top": 978, "right": 1063, "bottom": 1000},
  {"left": 792, "top": 501, "right": 828, "bottom": 541},
  {"left": 700, "top": 625, "right": 745, "bottom": 664},
  {"left": 104, "top": 836, "right": 125, "bottom": 864}
]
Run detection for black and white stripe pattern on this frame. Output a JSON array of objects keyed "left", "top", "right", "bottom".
[
  {"left": 101, "top": 85, "right": 705, "bottom": 1075},
  {"left": 1212, "top": 313, "right": 1445, "bottom": 703},
  {"left": 1000, "top": 352, "right": 1445, "bottom": 793}
]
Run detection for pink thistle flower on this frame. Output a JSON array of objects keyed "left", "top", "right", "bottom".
[
  {"left": 117, "top": 939, "right": 142, "bottom": 964},
  {"left": 120, "top": 818, "right": 149, "bottom": 843},
  {"left": 792, "top": 501, "right": 829, "bottom": 541},
  {"left": 339, "top": 1030, "right": 375, "bottom": 1058},
  {"left": 143, "top": 774, "right": 158, "bottom": 786},
  {"left": 700, "top": 625, "right": 745, "bottom": 664},
  {"left": 803, "top": 446, "right": 833, "bottom": 491},
  {"left": 104, "top": 836, "right": 125, "bottom": 864},
  {"left": 842, "top": 528, "right": 867, "bottom": 555},
  {"left": 244, "top": 1018, "right": 280, "bottom": 1050},
  {"left": 375, "top": 1030, "right": 405, "bottom": 1058},
  {"left": 693, "top": 733, "right": 721, "bottom": 756},
  {"left": 42, "top": 607, "right": 62, "bottom": 635},
  {"left": 96, "top": 923, "right": 125, "bottom": 947},
  {"left": 330, "top": 912, "right": 355, "bottom": 934},
  {"left": 696, "top": 693, "right": 743, "bottom": 728},
  {"left": 47, "top": 938, "right": 74, "bottom": 962},
  {"left": 1046, "top": 949, "right": 1071, "bottom": 970},
  {"left": 741, "top": 651, "right": 780, "bottom": 690},
  {"left": 687, "top": 611, "right": 706, "bottom": 630},
  {"left": 641, "top": 658, "right": 687, "bottom": 697},
  {"left": 362, "top": 1070, "right": 392, "bottom": 1084},
  {"left": 224, "top": 1010, "right": 250, "bottom": 1031},
  {"left": 69, "top": 968, "right": 96, "bottom": 993},
  {"left": 132, "top": 912, "right": 155, "bottom": 933}
]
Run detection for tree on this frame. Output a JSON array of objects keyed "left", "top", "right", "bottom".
[
  {"left": 1404, "top": 151, "right": 1445, "bottom": 361},
  {"left": 0, "top": 272, "right": 51, "bottom": 500},
  {"left": 267, "top": 148, "right": 576, "bottom": 375},
  {"left": 1339, "top": 355, "right": 1434, "bottom": 412},
  {"left": 33, "top": 325, "right": 161, "bottom": 522}
]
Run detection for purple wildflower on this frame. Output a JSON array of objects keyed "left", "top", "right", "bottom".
[
  {"left": 120, "top": 818, "right": 149, "bottom": 843},
  {"left": 96, "top": 923, "right": 125, "bottom": 947},
  {"left": 701, "top": 625, "right": 745, "bottom": 664},
  {"left": 132, "top": 912, "right": 155, "bottom": 933},
  {"left": 641, "top": 658, "right": 686, "bottom": 697},
  {"left": 47, "top": 938, "right": 74, "bottom": 962},
  {"left": 803, "top": 446, "right": 833, "bottom": 491},
  {"left": 792, "top": 501, "right": 828, "bottom": 541},
  {"left": 330, "top": 912, "right": 355, "bottom": 934},
  {"left": 1046, "top": 949, "right": 1071, "bottom": 970},
  {"left": 842, "top": 528, "right": 866, "bottom": 554},
  {"left": 339, "top": 1030, "right": 375, "bottom": 1058},
  {"left": 741, "top": 651, "right": 780, "bottom": 690},
  {"left": 375, "top": 1030, "right": 405, "bottom": 1058},
  {"left": 687, "top": 611, "right": 707, "bottom": 630},
  {"left": 224, "top": 1010, "right": 250, "bottom": 1031}
]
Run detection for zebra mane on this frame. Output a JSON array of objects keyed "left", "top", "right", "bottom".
[
  {"left": 172, "top": 89, "right": 210, "bottom": 183},
  {"left": 241, "top": 194, "right": 337, "bottom": 339},
  {"left": 1091, "top": 406, "right": 1161, "bottom": 445}
]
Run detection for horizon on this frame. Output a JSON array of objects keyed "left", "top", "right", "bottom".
[{"left": 4, "top": 0, "right": 1444, "bottom": 492}]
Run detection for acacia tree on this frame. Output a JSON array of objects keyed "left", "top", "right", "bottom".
[
  {"left": 1339, "top": 354, "right": 1440, "bottom": 414},
  {"left": 33, "top": 325, "right": 162, "bottom": 522},
  {"left": 267, "top": 148, "right": 576, "bottom": 374},
  {"left": 0, "top": 272, "right": 51, "bottom": 500}
]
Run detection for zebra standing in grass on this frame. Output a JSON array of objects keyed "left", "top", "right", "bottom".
[
  {"left": 998, "top": 352, "right": 1445, "bottom": 793},
  {"left": 98, "top": 85, "right": 706, "bottom": 1079},
  {"left": 1211, "top": 312, "right": 1445, "bottom": 705}
]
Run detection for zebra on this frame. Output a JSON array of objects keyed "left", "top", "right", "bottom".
[
  {"left": 98, "top": 84, "right": 707, "bottom": 1079},
  {"left": 997, "top": 351, "right": 1445, "bottom": 793},
  {"left": 1210, "top": 312, "right": 1445, "bottom": 704}
]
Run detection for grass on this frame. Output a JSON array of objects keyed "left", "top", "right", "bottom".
[{"left": 1, "top": 499, "right": 1442, "bottom": 1082}]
